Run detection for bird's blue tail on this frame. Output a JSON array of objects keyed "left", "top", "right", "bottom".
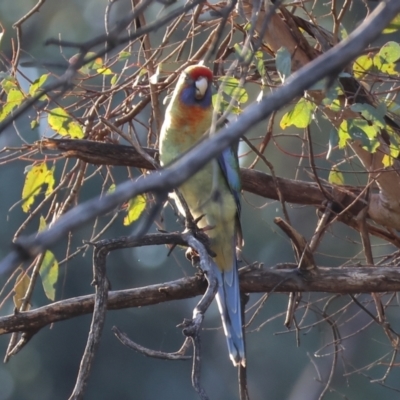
[{"left": 214, "top": 258, "right": 245, "bottom": 367}]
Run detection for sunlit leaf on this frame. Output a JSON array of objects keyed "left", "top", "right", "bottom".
[
  {"left": 22, "top": 163, "right": 55, "bottom": 213},
  {"left": 280, "top": 98, "right": 315, "bottom": 129},
  {"left": 67, "top": 121, "right": 85, "bottom": 138},
  {"left": 383, "top": 15, "right": 400, "bottom": 34},
  {"left": 38, "top": 216, "right": 58, "bottom": 301},
  {"left": 70, "top": 52, "right": 97, "bottom": 74},
  {"left": 378, "top": 42, "right": 400, "bottom": 63},
  {"left": 338, "top": 119, "right": 380, "bottom": 152},
  {"left": 338, "top": 120, "right": 352, "bottom": 148},
  {"left": 350, "top": 118, "right": 381, "bottom": 139},
  {"left": 123, "top": 194, "right": 146, "bottom": 226},
  {"left": 353, "top": 54, "right": 373, "bottom": 78},
  {"left": 97, "top": 67, "right": 113, "bottom": 75},
  {"left": 374, "top": 42, "right": 400, "bottom": 76},
  {"left": 383, "top": 144, "right": 400, "bottom": 167},
  {"left": 29, "top": 74, "right": 49, "bottom": 99},
  {"left": 0, "top": 88, "right": 25, "bottom": 121},
  {"left": 13, "top": 269, "right": 31, "bottom": 310},
  {"left": 276, "top": 47, "right": 291, "bottom": 82},
  {"left": 1, "top": 76, "right": 18, "bottom": 93},
  {"left": 328, "top": 167, "right": 344, "bottom": 185},
  {"left": 48, "top": 107, "right": 84, "bottom": 138},
  {"left": 48, "top": 107, "right": 70, "bottom": 134}
]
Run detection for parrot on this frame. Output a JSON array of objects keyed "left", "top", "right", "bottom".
[{"left": 159, "top": 64, "right": 245, "bottom": 367}]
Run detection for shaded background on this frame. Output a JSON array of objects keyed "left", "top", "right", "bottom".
[{"left": 0, "top": 0, "right": 400, "bottom": 399}]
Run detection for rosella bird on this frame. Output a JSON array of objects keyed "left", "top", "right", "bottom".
[{"left": 159, "top": 64, "right": 245, "bottom": 367}]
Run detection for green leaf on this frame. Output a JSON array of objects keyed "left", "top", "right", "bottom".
[
  {"left": 38, "top": 216, "right": 59, "bottom": 301},
  {"left": 48, "top": 107, "right": 84, "bottom": 138},
  {"left": 383, "top": 15, "right": 400, "bottom": 34},
  {"left": 118, "top": 51, "right": 131, "bottom": 61},
  {"left": 280, "top": 98, "right": 315, "bottom": 129},
  {"left": 30, "top": 119, "right": 39, "bottom": 130},
  {"left": 111, "top": 74, "right": 118, "bottom": 86},
  {"left": 218, "top": 77, "right": 248, "bottom": 103},
  {"left": 328, "top": 167, "right": 344, "bottom": 185},
  {"left": 340, "top": 25, "right": 348, "bottom": 40},
  {"left": 322, "top": 82, "right": 343, "bottom": 109},
  {"left": 254, "top": 51, "right": 266, "bottom": 81},
  {"left": 233, "top": 44, "right": 252, "bottom": 63},
  {"left": 276, "top": 47, "right": 291, "bottom": 82},
  {"left": 21, "top": 163, "right": 55, "bottom": 212},
  {"left": 350, "top": 103, "right": 386, "bottom": 129},
  {"left": 124, "top": 194, "right": 146, "bottom": 226}
]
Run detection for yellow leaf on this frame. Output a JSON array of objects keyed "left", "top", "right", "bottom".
[
  {"left": 337, "top": 121, "right": 352, "bottom": 149},
  {"left": 280, "top": 98, "right": 314, "bottom": 129},
  {"left": 0, "top": 88, "right": 25, "bottom": 121},
  {"left": 97, "top": 67, "right": 113, "bottom": 75},
  {"left": 123, "top": 194, "right": 146, "bottom": 226},
  {"left": 383, "top": 15, "right": 400, "bottom": 34},
  {"left": 29, "top": 74, "right": 49, "bottom": 100},
  {"left": 48, "top": 107, "right": 84, "bottom": 138},
  {"left": 22, "top": 163, "right": 55, "bottom": 212},
  {"left": 13, "top": 269, "right": 31, "bottom": 310},
  {"left": 353, "top": 55, "right": 373, "bottom": 79},
  {"left": 328, "top": 167, "right": 344, "bottom": 185}
]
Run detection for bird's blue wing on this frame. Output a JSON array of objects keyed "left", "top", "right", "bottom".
[{"left": 217, "top": 144, "right": 241, "bottom": 216}]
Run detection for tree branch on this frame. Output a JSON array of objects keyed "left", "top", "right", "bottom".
[{"left": 2, "top": 263, "right": 400, "bottom": 336}]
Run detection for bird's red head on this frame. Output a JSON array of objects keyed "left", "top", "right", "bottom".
[
  {"left": 184, "top": 65, "right": 213, "bottom": 82},
  {"left": 177, "top": 64, "right": 213, "bottom": 107}
]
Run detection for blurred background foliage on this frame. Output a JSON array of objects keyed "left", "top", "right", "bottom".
[{"left": 0, "top": 0, "right": 400, "bottom": 399}]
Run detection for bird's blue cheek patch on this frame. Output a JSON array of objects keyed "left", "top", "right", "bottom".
[{"left": 180, "top": 85, "right": 212, "bottom": 108}]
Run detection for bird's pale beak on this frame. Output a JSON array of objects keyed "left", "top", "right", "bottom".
[{"left": 195, "top": 77, "right": 208, "bottom": 99}]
